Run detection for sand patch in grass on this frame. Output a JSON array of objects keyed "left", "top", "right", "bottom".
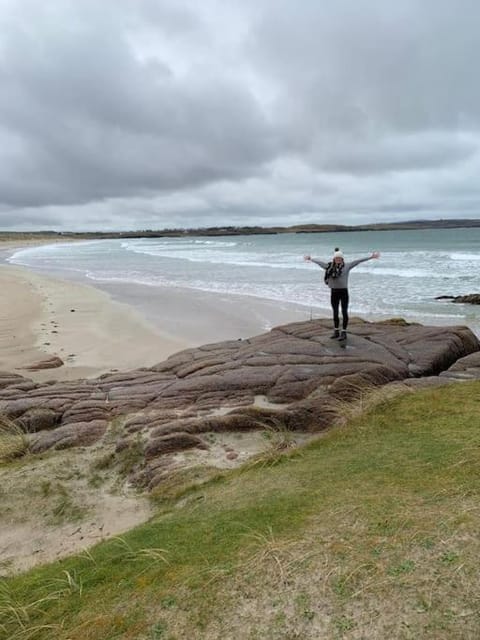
[{"left": 0, "top": 445, "right": 151, "bottom": 576}]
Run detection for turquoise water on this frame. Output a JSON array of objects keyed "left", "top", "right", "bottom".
[{"left": 8, "top": 228, "right": 480, "bottom": 335}]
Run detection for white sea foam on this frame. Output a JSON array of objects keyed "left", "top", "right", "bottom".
[
  {"left": 449, "top": 252, "right": 480, "bottom": 261},
  {"left": 85, "top": 272, "right": 171, "bottom": 287},
  {"left": 357, "top": 266, "right": 458, "bottom": 279}
]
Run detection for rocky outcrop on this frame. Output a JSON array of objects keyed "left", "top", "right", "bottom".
[
  {"left": 0, "top": 318, "right": 479, "bottom": 489},
  {"left": 436, "top": 294, "right": 480, "bottom": 304}
]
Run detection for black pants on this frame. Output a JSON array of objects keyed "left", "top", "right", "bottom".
[{"left": 330, "top": 288, "right": 349, "bottom": 330}]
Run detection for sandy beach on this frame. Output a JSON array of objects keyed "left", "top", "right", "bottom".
[
  {"left": 0, "top": 263, "right": 189, "bottom": 381},
  {"left": 98, "top": 279, "right": 313, "bottom": 345},
  {"left": 0, "top": 239, "right": 315, "bottom": 381},
  {"left": 0, "top": 264, "right": 313, "bottom": 382}
]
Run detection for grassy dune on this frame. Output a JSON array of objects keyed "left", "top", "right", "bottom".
[{"left": 1, "top": 381, "right": 480, "bottom": 639}]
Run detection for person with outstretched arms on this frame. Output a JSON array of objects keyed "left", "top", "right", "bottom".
[{"left": 304, "top": 248, "right": 380, "bottom": 341}]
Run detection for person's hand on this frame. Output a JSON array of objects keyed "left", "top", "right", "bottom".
[
  {"left": 304, "top": 255, "right": 312, "bottom": 261},
  {"left": 371, "top": 251, "right": 380, "bottom": 259}
]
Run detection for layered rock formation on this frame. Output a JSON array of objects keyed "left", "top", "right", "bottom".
[{"left": 1, "top": 318, "right": 479, "bottom": 489}]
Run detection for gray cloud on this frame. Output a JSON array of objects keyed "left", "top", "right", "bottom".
[
  {"left": 0, "top": 0, "right": 276, "bottom": 207},
  {"left": 0, "top": 0, "right": 480, "bottom": 229},
  {"left": 248, "top": 0, "right": 480, "bottom": 170}
]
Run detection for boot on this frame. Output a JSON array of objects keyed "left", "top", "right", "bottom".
[
  {"left": 330, "top": 329, "right": 340, "bottom": 339},
  {"left": 338, "top": 330, "right": 347, "bottom": 341}
]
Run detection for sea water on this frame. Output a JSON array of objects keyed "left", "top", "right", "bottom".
[{"left": 8, "top": 228, "right": 480, "bottom": 336}]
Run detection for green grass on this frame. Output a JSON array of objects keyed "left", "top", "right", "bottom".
[{"left": 2, "top": 381, "right": 480, "bottom": 639}]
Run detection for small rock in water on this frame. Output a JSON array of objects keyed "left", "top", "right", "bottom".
[{"left": 453, "top": 294, "right": 480, "bottom": 305}]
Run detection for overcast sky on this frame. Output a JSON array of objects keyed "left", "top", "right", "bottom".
[{"left": 1, "top": 0, "right": 479, "bottom": 230}]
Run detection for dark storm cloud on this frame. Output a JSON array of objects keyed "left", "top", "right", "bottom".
[{"left": 0, "top": 0, "right": 480, "bottom": 229}]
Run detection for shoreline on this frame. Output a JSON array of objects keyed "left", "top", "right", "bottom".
[
  {"left": 1, "top": 240, "right": 323, "bottom": 362},
  {"left": 0, "top": 263, "right": 188, "bottom": 382},
  {"left": 0, "top": 260, "right": 316, "bottom": 381},
  {"left": 1, "top": 238, "right": 479, "bottom": 382},
  {"left": 0, "top": 236, "right": 318, "bottom": 381}
]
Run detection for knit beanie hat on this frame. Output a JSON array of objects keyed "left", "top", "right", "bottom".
[{"left": 333, "top": 248, "right": 344, "bottom": 259}]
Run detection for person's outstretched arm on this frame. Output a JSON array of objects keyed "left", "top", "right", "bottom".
[
  {"left": 347, "top": 251, "right": 380, "bottom": 269},
  {"left": 304, "top": 255, "right": 328, "bottom": 269}
]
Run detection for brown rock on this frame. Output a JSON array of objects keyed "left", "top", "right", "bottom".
[
  {"left": 30, "top": 420, "right": 108, "bottom": 452},
  {"left": 131, "top": 457, "right": 175, "bottom": 490},
  {"left": 440, "top": 351, "right": 480, "bottom": 380},
  {"left": 328, "top": 364, "right": 407, "bottom": 401},
  {"left": 0, "top": 398, "right": 46, "bottom": 418},
  {"left": 18, "top": 408, "right": 60, "bottom": 433},
  {"left": 0, "top": 372, "right": 33, "bottom": 390},
  {"left": 145, "top": 433, "right": 208, "bottom": 458},
  {"left": 61, "top": 400, "right": 110, "bottom": 425},
  {"left": 21, "top": 356, "right": 64, "bottom": 371}
]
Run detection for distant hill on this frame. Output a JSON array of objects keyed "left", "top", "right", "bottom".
[{"left": 1, "top": 218, "right": 480, "bottom": 241}]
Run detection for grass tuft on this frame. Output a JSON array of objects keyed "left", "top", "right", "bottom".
[
  {"left": 110, "top": 537, "right": 170, "bottom": 571},
  {"left": 0, "top": 416, "right": 28, "bottom": 463},
  {"left": 46, "top": 570, "right": 83, "bottom": 598},
  {"left": 0, "top": 580, "right": 63, "bottom": 639}
]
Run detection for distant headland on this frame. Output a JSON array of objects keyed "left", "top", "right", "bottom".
[{"left": 1, "top": 218, "right": 480, "bottom": 241}]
